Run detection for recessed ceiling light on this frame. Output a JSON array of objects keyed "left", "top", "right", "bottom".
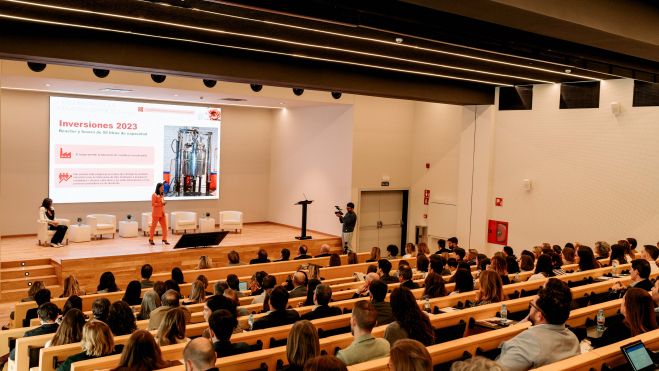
[
  {"left": 279, "top": 102, "right": 285, "bottom": 105},
  {"left": 174, "top": 94, "right": 179, "bottom": 97},
  {"left": 45, "top": 83, "right": 51, "bottom": 87},
  {"left": 565, "top": 69, "right": 572, "bottom": 73},
  {"left": 99, "top": 88, "right": 132, "bottom": 93}
]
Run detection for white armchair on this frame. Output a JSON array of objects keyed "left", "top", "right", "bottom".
[
  {"left": 141, "top": 212, "right": 170, "bottom": 236},
  {"left": 219, "top": 211, "right": 243, "bottom": 233},
  {"left": 36, "top": 218, "right": 70, "bottom": 246},
  {"left": 170, "top": 211, "right": 198, "bottom": 234},
  {"left": 86, "top": 214, "right": 117, "bottom": 239}
]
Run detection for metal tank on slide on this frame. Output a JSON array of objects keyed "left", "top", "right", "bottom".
[{"left": 170, "top": 127, "right": 214, "bottom": 196}]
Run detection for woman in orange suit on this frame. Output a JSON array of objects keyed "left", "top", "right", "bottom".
[{"left": 149, "top": 183, "right": 169, "bottom": 245}]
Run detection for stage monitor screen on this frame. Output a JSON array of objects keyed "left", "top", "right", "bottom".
[{"left": 49, "top": 97, "right": 221, "bottom": 203}]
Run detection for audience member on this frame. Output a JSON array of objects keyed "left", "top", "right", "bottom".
[
  {"left": 252, "top": 286, "right": 300, "bottom": 330},
  {"left": 366, "top": 247, "right": 381, "bottom": 262},
  {"left": 197, "top": 255, "right": 213, "bottom": 269},
  {"left": 283, "top": 320, "right": 320, "bottom": 371},
  {"left": 149, "top": 289, "right": 181, "bottom": 330},
  {"left": 329, "top": 253, "right": 341, "bottom": 267},
  {"left": 416, "top": 254, "right": 429, "bottom": 275},
  {"left": 449, "top": 268, "right": 474, "bottom": 295},
  {"left": 562, "top": 246, "right": 576, "bottom": 265},
  {"left": 108, "top": 300, "right": 137, "bottom": 336},
  {"left": 532, "top": 245, "right": 543, "bottom": 259},
  {"left": 183, "top": 337, "right": 217, "bottom": 371},
  {"left": 203, "top": 294, "right": 238, "bottom": 325},
  {"left": 369, "top": 279, "right": 395, "bottom": 326},
  {"left": 614, "top": 259, "right": 653, "bottom": 292},
  {"left": 214, "top": 281, "right": 229, "bottom": 296},
  {"left": 506, "top": 256, "right": 521, "bottom": 275},
  {"left": 92, "top": 297, "right": 111, "bottom": 322},
  {"left": 226, "top": 274, "right": 244, "bottom": 297},
  {"left": 450, "top": 356, "right": 504, "bottom": 371},
  {"left": 378, "top": 259, "right": 399, "bottom": 284},
  {"left": 183, "top": 280, "right": 206, "bottom": 305},
  {"left": 56, "top": 321, "right": 116, "bottom": 371},
  {"left": 336, "top": 301, "right": 390, "bottom": 365},
  {"left": 122, "top": 280, "right": 143, "bottom": 306},
  {"left": 61, "top": 295, "right": 83, "bottom": 317},
  {"left": 447, "top": 237, "right": 459, "bottom": 251},
  {"left": 224, "top": 289, "right": 247, "bottom": 317},
  {"left": 295, "top": 245, "right": 312, "bottom": 260},
  {"left": 289, "top": 271, "right": 309, "bottom": 298},
  {"left": 110, "top": 330, "right": 179, "bottom": 370},
  {"left": 153, "top": 281, "right": 167, "bottom": 298},
  {"left": 453, "top": 247, "right": 466, "bottom": 262},
  {"left": 489, "top": 255, "right": 510, "bottom": 284},
  {"left": 386, "top": 244, "right": 399, "bottom": 259},
  {"left": 97, "top": 271, "right": 119, "bottom": 293},
  {"left": 348, "top": 252, "right": 358, "bottom": 264},
  {"left": 627, "top": 238, "right": 638, "bottom": 254},
  {"left": 138, "top": 290, "right": 161, "bottom": 320},
  {"left": 21, "top": 280, "right": 45, "bottom": 302},
  {"left": 308, "top": 264, "right": 321, "bottom": 281},
  {"left": 252, "top": 274, "right": 277, "bottom": 304},
  {"left": 250, "top": 248, "right": 271, "bottom": 264},
  {"left": 24, "top": 288, "right": 52, "bottom": 326},
  {"left": 165, "top": 279, "right": 181, "bottom": 294},
  {"left": 423, "top": 272, "right": 446, "bottom": 298},
  {"left": 641, "top": 244, "right": 659, "bottom": 273},
  {"left": 594, "top": 241, "right": 611, "bottom": 259},
  {"left": 196, "top": 274, "right": 212, "bottom": 296},
  {"left": 303, "top": 356, "right": 348, "bottom": 371},
  {"left": 140, "top": 264, "right": 154, "bottom": 288},
  {"left": 436, "top": 239, "right": 449, "bottom": 254},
  {"left": 550, "top": 253, "right": 565, "bottom": 275},
  {"left": 249, "top": 271, "right": 267, "bottom": 296},
  {"left": 589, "top": 288, "right": 658, "bottom": 348},
  {"left": 478, "top": 257, "right": 490, "bottom": 272},
  {"left": 610, "top": 244, "right": 628, "bottom": 266},
  {"left": 275, "top": 248, "right": 291, "bottom": 262},
  {"left": 474, "top": 271, "right": 505, "bottom": 306},
  {"left": 303, "top": 278, "right": 322, "bottom": 306},
  {"left": 47, "top": 308, "right": 85, "bottom": 348},
  {"left": 208, "top": 309, "right": 249, "bottom": 357},
  {"left": 465, "top": 249, "right": 479, "bottom": 265},
  {"left": 529, "top": 254, "right": 555, "bottom": 280},
  {"left": 519, "top": 255, "right": 535, "bottom": 272},
  {"left": 156, "top": 307, "right": 189, "bottom": 346},
  {"left": 10, "top": 302, "right": 59, "bottom": 361},
  {"left": 172, "top": 267, "right": 185, "bottom": 284},
  {"left": 503, "top": 246, "right": 515, "bottom": 259},
  {"left": 418, "top": 242, "right": 430, "bottom": 256},
  {"left": 389, "top": 339, "right": 432, "bottom": 371},
  {"left": 496, "top": 278, "right": 579, "bottom": 370},
  {"left": 577, "top": 246, "right": 601, "bottom": 271},
  {"left": 315, "top": 244, "right": 332, "bottom": 257},
  {"left": 353, "top": 272, "right": 380, "bottom": 298},
  {"left": 60, "top": 274, "right": 85, "bottom": 297},
  {"left": 403, "top": 243, "right": 417, "bottom": 258},
  {"left": 399, "top": 266, "right": 419, "bottom": 289},
  {"left": 385, "top": 287, "right": 434, "bottom": 346},
  {"left": 302, "top": 284, "right": 342, "bottom": 320},
  {"left": 227, "top": 250, "right": 246, "bottom": 266}
]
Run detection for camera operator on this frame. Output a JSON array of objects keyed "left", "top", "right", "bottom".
[{"left": 335, "top": 202, "right": 357, "bottom": 253}]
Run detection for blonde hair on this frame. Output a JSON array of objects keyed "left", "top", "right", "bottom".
[
  {"left": 417, "top": 242, "right": 430, "bottom": 256},
  {"left": 139, "top": 290, "right": 161, "bottom": 320},
  {"left": 389, "top": 339, "right": 432, "bottom": 371},
  {"left": 196, "top": 255, "right": 213, "bottom": 269},
  {"left": 62, "top": 275, "right": 84, "bottom": 297},
  {"left": 369, "top": 247, "right": 381, "bottom": 261},
  {"left": 308, "top": 265, "right": 321, "bottom": 281},
  {"left": 156, "top": 307, "right": 187, "bottom": 346},
  {"left": 81, "top": 320, "right": 115, "bottom": 357},
  {"left": 532, "top": 245, "right": 543, "bottom": 257},
  {"left": 450, "top": 356, "right": 505, "bottom": 371},
  {"left": 27, "top": 280, "right": 45, "bottom": 298},
  {"left": 188, "top": 280, "right": 206, "bottom": 303},
  {"left": 287, "top": 320, "right": 320, "bottom": 369}
]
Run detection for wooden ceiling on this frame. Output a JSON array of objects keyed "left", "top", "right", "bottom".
[{"left": 0, "top": 0, "right": 656, "bottom": 105}]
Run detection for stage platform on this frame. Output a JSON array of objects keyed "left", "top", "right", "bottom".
[{"left": 0, "top": 222, "right": 342, "bottom": 302}]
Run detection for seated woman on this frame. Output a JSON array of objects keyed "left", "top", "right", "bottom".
[
  {"left": 110, "top": 330, "right": 180, "bottom": 370},
  {"left": 474, "top": 270, "right": 505, "bottom": 306},
  {"left": 281, "top": 320, "right": 320, "bottom": 371},
  {"left": 39, "top": 197, "right": 68, "bottom": 247},
  {"left": 403, "top": 243, "right": 417, "bottom": 258},
  {"left": 60, "top": 275, "right": 85, "bottom": 298},
  {"left": 577, "top": 246, "right": 601, "bottom": 271},
  {"left": 589, "top": 288, "right": 658, "bottom": 348},
  {"left": 46, "top": 309, "right": 85, "bottom": 348},
  {"left": 489, "top": 255, "right": 510, "bottom": 284},
  {"left": 156, "top": 307, "right": 189, "bottom": 346},
  {"left": 137, "top": 290, "right": 161, "bottom": 321},
  {"left": 56, "top": 321, "right": 117, "bottom": 371},
  {"left": 528, "top": 254, "right": 555, "bottom": 280},
  {"left": 449, "top": 268, "right": 474, "bottom": 295},
  {"left": 107, "top": 301, "right": 137, "bottom": 336},
  {"left": 365, "top": 247, "right": 381, "bottom": 262},
  {"left": 610, "top": 244, "right": 629, "bottom": 266},
  {"left": 385, "top": 287, "right": 435, "bottom": 346},
  {"left": 122, "top": 280, "right": 142, "bottom": 306},
  {"left": 423, "top": 272, "right": 446, "bottom": 298},
  {"left": 97, "top": 271, "right": 119, "bottom": 293},
  {"left": 182, "top": 280, "right": 206, "bottom": 305}
]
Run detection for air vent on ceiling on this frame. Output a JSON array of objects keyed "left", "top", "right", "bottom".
[{"left": 219, "top": 98, "right": 247, "bottom": 102}]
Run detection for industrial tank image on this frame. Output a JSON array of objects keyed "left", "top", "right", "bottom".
[{"left": 163, "top": 126, "right": 219, "bottom": 197}]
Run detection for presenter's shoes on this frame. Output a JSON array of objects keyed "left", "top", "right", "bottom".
[
  {"left": 50, "top": 243, "right": 59, "bottom": 247},
  {"left": 162, "top": 240, "right": 170, "bottom": 245},
  {"left": 57, "top": 243, "right": 64, "bottom": 247},
  {"left": 148, "top": 239, "right": 155, "bottom": 245}
]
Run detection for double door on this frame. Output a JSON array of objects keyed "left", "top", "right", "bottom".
[{"left": 358, "top": 190, "right": 408, "bottom": 252}]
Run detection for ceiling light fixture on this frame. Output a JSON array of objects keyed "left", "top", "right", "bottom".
[
  {"left": 151, "top": 74, "right": 166, "bottom": 83},
  {"left": 331, "top": 91, "right": 342, "bottom": 99},
  {"left": 203, "top": 79, "right": 217, "bottom": 88},
  {"left": 93, "top": 68, "right": 110, "bottom": 78},
  {"left": 250, "top": 83, "right": 263, "bottom": 92},
  {"left": 292, "top": 88, "right": 304, "bottom": 96},
  {"left": 27, "top": 61, "right": 46, "bottom": 72}
]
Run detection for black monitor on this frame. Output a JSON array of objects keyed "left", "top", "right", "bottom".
[{"left": 173, "top": 231, "right": 229, "bottom": 249}]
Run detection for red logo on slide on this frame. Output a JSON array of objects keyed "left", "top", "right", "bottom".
[
  {"left": 59, "top": 148, "right": 72, "bottom": 158},
  {"left": 58, "top": 172, "right": 72, "bottom": 183},
  {"left": 208, "top": 108, "right": 221, "bottom": 121}
]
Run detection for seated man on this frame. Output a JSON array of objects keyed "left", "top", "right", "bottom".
[
  {"left": 294, "top": 245, "right": 312, "bottom": 260},
  {"left": 315, "top": 244, "right": 332, "bottom": 257},
  {"left": 148, "top": 289, "right": 180, "bottom": 330},
  {"left": 496, "top": 278, "right": 579, "bottom": 371},
  {"left": 208, "top": 309, "right": 249, "bottom": 357},
  {"left": 252, "top": 275, "right": 276, "bottom": 304},
  {"left": 352, "top": 272, "right": 380, "bottom": 299},
  {"left": 641, "top": 245, "right": 659, "bottom": 273},
  {"left": 183, "top": 337, "right": 218, "bottom": 371},
  {"left": 302, "top": 284, "right": 342, "bottom": 321},
  {"left": 274, "top": 248, "right": 290, "bottom": 262},
  {"left": 252, "top": 286, "right": 300, "bottom": 330},
  {"left": 336, "top": 301, "right": 390, "bottom": 365},
  {"left": 377, "top": 259, "right": 399, "bottom": 284},
  {"left": 23, "top": 288, "right": 51, "bottom": 327},
  {"left": 140, "top": 264, "right": 154, "bottom": 288},
  {"left": 369, "top": 279, "right": 395, "bottom": 326},
  {"left": 249, "top": 249, "right": 271, "bottom": 265},
  {"left": 226, "top": 274, "right": 245, "bottom": 298},
  {"left": 399, "top": 265, "right": 419, "bottom": 290},
  {"left": 10, "top": 302, "right": 59, "bottom": 361},
  {"left": 288, "top": 271, "right": 308, "bottom": 298},
  {"left": 227, "top": 250, "right": 246, "bottom": 266},
  {"left": 613, "top": 259, "right": 653, "bottom": 292}
]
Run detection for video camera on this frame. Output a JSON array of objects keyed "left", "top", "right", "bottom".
[{"left": 334, "top": 205, "right": 344, "bottom": 216}]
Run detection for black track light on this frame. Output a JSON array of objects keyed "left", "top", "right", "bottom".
[
  {"left": 293, "top": 88, "right": 304, "bottom": 96},
  {"left": 250, "top": 84, "right": 263, "bottom": 92},
  {"left": 27, "top": 62, "right": 46, "bottom": 72},
  {"left": 203, "top": 79, "right": 217, "bottom": 88},
  {"left": 331, "top": 91, "right": 342, "bottom": 99},
  {"left": 151, "top": 74, "right": 166, "bottom": 83},
  {"left": 93, "top": 68, "right": 110, "bottom": 78}
]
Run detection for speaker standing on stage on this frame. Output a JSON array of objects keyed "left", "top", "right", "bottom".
[
  {"left": 149, "top": 183, "right": 169, "bottom": 246},
  {"left": 39, "top": 198, "right": 68, "bottom": 247},
  {"left": 336, "top": 202, "right": 357, "bottom": 253}
]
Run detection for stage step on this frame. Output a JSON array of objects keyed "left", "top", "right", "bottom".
[
  {"left": 0, "top": 265, "right": 56, "bottom": 279},
  {"left": 0, "top": 259, "right": 53, "bottom": 269},
  {"left": 0, "top": 285, "right": 61, "bottom": 302},
  {"left": 0, "top": 274, "right": 59, "bottom": 291}
]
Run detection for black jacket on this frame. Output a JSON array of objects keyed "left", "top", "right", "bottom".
[
  {"left": 249, "top": 257, "right": 271, "bottom": 264},
  {"left": 252, "top": 309, "right": 300, "bottom": 330},
  {"left": 213, "top": 339, "right": 250, "bottom": 357},
  {"left": 301, "top": 305, "right": 342, "bottom": 321}
]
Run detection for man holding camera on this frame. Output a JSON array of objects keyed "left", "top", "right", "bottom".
[{"left": 336, "top": 202, "right": 357, "bottom": 253}]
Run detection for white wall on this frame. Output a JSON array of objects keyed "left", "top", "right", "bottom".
[
  {"left": 489, "top": 79, "right": 659, "bottom": 253},
  {"left": 0, "top": 90, "right": 273, "bottom": 235},
  {"left": 268, "top": 105, "right": 353, "bottom": 235}
]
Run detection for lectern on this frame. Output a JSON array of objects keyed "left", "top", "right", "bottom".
[{"left": 295, "top": 200, "right": 313, "bottom": 240}]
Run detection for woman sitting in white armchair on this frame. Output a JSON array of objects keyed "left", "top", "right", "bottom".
[{"left": 39, "top": 197, "right": 68, "bottom": 247}]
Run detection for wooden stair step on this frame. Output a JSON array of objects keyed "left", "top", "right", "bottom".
[
  {"left": 0, "top": 265, "right": 56, "bottom": 279},
  {"left": 0, "top": 285, "right": 61, "bottom": 303},
  {"left": 0, "top": 259, "right": 53, "bottom": 269},
  {"left": 1, "top": 275, "right": 59, "bottom": 290}
]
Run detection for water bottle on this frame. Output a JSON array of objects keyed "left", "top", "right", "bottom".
[
  {"left": 500, "top": 304, "right": 508, "bottom": 325},
  {"left": 248, "top": 313, "right": 254, "bottom": 331},
  {"left": 612, "top": 261, "right": 618, "bottom": 276},
  {"left": 424, "top": 296, "right": 431, "bottom": 313},
  {"left": 596, "top": 309, "right": 605, "bottom": 332}
]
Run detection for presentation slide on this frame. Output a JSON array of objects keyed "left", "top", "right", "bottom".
[{"left": 49, "top": 97, "right": 221, "bottom": 203}]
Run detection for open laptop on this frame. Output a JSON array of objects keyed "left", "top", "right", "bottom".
[{"left": 621, "top": 340, "right": 658, "bottom": 371}]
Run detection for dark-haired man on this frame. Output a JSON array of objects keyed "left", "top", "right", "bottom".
[
  {"left": 398, "top": 266, "right": 419, "bottom": 290},
  {"left": 274, "top": 248, "right": 290, "bottom": 262},
  {"left": 336, "top": 202, "right": 357, "bottom": 253},
  {"left": 302, "top": 284, "right": 342, "bottom": 321},
  {"left": 336, "top": 301, "right": 390, "bottom": 365},
  {"left": 435, "top": 239, "right": 449, "bottom": 254},
  {"left": 369, "top": 279, "right": 394, "bottom": 326},
  {"left": 252, "top": 275, "right": 276, "bottom": 304},
  {"left": 496, "top": 278, "right": 579, "bottom": 370},
  {"left": 23, "top": 288, "right": 51, "bottom": 327},
  {"left": 294, "top": 245, "right": 312, "bottom": 260},
  {"left": 614, "top": 259, "right": 653, "bottom": 292},
  {"left": 377, "top": 259, "right": 398, "bottom": 284},
  {"left": 10, "top": 302, "right": 59, "bottom": 361},
  {"left": 252, "top": 286, "right": 300, "bottom": 330},
  {"left": 249, "top": 249, "right": 271, "bottom": 265},
  {"left": 140, "top": 264, "right": 154, "bottom": 288},
  {"left": 209, "top": 309, "right": 250, "bottom": 357},
  {"left": 641, "top": 245, "right": 659, "bottom": 274}
]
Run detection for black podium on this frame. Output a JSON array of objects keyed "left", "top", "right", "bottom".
[{"left": 295, "top": 200, "right": 313, "bottom": 240}]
